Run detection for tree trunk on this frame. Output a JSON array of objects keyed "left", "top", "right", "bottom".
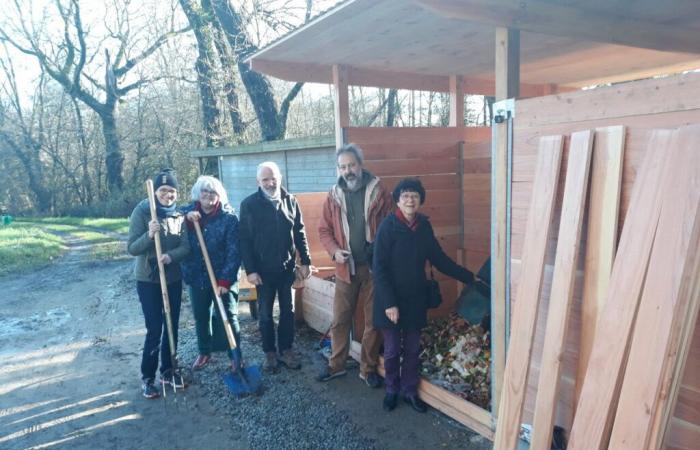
[
  {"left": 210, "top": 0, "right": 302, "bottom": 141},
  {"left": 101, "top": 111, "right": 124, "bottom": 193},
  {"left": 386, "top": 89, "right": 398, "bottom": 127}
]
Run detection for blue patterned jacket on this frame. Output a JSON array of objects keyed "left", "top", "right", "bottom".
[{"left": 180, "top": 202, "right": 241, "bottom": 290}]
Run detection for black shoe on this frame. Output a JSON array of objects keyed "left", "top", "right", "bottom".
[
  {"left": 383, "top": 393, "right": 398, "bottom": 411},
  {"left": 142, "top": 379, "right": 160, "bottom": 399},
  {"left": 359, "top": 371, "right": 383, "bottom": 388},
  {"left": 404, "top": 395, "right": 427, "bottom": 413}
]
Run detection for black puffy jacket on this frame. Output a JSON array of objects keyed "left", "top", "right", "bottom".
[{"left": 239, "top": 187, "right": 311, "bottom": 274}]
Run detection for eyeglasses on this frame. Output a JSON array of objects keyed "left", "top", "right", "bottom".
[
  {"left": 399, "top": 192, "right": 421, "bottom": 201},
  {"left": 201, "top": 189, "right": 218, "bottom": 196}
]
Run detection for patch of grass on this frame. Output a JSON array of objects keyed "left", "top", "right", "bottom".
[
  {"left": 71, "top": 230, "right": 118, "bottom": 244},
  {"left": 18, "top": 217, "right": 129, "bottom": 234},
  {"left": 0, "top": 224, "right": 65, "bottom": 275},
  {"left": 90, "top": 241, "right": 128, "bottom": 260}
]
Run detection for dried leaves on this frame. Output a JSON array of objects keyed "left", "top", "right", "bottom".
[{"left": 420, "top": 313, "right": 491, "bottom": 410}]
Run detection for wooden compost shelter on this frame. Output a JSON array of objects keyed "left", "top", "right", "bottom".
[{"left": 247, "top": 0, "right": 700, "bottom": 447}]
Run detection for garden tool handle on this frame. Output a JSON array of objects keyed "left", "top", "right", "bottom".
[
  {"left": 145, "top": 180, "right": 179, "bottom": 370},
  {"left": 192, "top": 220, "right": 238, "bottom": 350}
]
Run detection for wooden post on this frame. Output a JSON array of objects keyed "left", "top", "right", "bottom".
[
  {"left": 449, "top": 75, "right": 464, "bottom": 126},
  {"left": 492, "top": 26, "right": 519, "bottom": 419},
  {"left": 332, "top": 64, "right": 349, "bottom": 148}
]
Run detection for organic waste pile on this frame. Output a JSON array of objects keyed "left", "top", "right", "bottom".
[{"left": 420, "top": 313, "right": 491, "bottom": 409}]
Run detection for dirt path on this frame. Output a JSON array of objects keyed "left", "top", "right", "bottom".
[
  {"left": 0, "top": 230, "right": 492, "bottom": 450},
  {"left": 0, "top": 233, "right": 245, "bottom": 450}
]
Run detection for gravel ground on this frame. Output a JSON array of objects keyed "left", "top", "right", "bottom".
[{"left": 178, "top": 298, "right": 492, "bottom": 450}]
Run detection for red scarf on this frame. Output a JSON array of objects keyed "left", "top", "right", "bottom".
[
  {"left": 395, "top": 209, "right": 418, "bottom": 231},
  {"left": 187, "top": 201, "right": 221, "bottom": 229}
]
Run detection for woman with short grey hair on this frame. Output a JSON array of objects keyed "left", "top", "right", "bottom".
[{"left": 181, "top": 175, "right": 244, "bottom": 372}]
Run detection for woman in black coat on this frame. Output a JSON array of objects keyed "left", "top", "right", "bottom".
[{"left": 372, "top": 178, "right": 475, "bottom": 413}]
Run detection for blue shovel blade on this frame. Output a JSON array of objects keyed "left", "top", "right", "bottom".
[{"left": 222, "top": 364, "right": 262, "bottom": 395}]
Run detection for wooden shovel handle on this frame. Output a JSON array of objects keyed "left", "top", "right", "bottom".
[{"left": 192, "top": 220, "right": 237, "bottom": 350}]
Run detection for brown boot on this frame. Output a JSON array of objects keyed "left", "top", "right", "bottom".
[
  {"left": 278, "top": 349, "right": 301, "bottom": 370},
  {"left": 263, "top": 352, "right": 279, "bottom": 373}
]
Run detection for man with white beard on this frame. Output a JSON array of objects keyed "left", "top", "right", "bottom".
[
  {"left": 316, "top": 144, "right": 393, "bottom": 388},
  {"left": 239, "top": 161, "right": 311, "bottom": 373}
]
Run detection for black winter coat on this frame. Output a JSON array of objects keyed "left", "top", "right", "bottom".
[
  {"left": 239, "top": 187, "right": 311, "bottom": 274},
  {"left": 372, "top": 212, "right": 475, "bottom": 330}
]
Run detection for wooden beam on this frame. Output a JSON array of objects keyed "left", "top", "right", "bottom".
[
  {"left": 608, "top": 126, "right": 700, "bottom": 450},
  {"left": 449, "top": 75, "right": 464, "bottom": 126},
  {"left": 576, "top": 126, "right": 625, "bottom": 406},
  {"left": 531, "top": 130, "right": 593, "bottom": 450},
  {"left": 492, "top": 25, "right": 519, "bottom": 420},
  {"left": 332, "top": 64, "right": 349, "bottom": 148},
  {"left": 493, "top": 135, "right": 563, "bottom": 450},
  {"left": 495, "top": 27, "right": 520, "bottom": 100},
  {"left": 417, "top": 0, "right": 700, "bottom": 54},
  {"left": 568, "top": 130, "right": 677, "bottom": 450}
]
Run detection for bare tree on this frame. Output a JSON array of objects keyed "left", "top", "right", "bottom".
[
  {"left": 0, "top": 0, "right": 189, "bottom": 193},
  {"left": 209, "top": 0, "right": 306, "bottom": 141}
]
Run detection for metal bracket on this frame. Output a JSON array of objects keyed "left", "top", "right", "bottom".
[{"left": 492, "top": 98, "right": 516, "bottom": 124}]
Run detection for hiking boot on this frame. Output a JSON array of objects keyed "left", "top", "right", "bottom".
[
  {"left": 263, "top": 352, "right": 279, "bottom": 373},
  {"left": 160, "top": 370, "right": 188, "bottom": 389},
  {"left": 192, "top": 354, "right": 211, "bottom": 370},
  {"left": 383, "top": 393, "right": 398, "bottom": 411},
  {"left": 142, "top": 379, "right": 160, "bottom": 399},
  {"left": 359, "top": 371, "right": 383, "bottom": 388},
  {"left": 315, "top": 366, "right": 347, "bottom": 382},
  {"left": 278, "top": 349, "right": 301, "bottom": 370},
  {"left": 404, "top": 395, "right": 428, "bottom": 413}
]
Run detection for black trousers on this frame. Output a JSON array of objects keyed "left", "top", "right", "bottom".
[
  {"left": 256, "top": 270, "right": 295, "bottom": 353},
  {"left": 137, "top": 280, "right": 182, "bottom": 381}
]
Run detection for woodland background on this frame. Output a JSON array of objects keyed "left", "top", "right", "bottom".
[{"left": 0, "top": 0, "right": 493, "bottom": 216}]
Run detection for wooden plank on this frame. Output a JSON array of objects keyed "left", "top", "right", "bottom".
[
  {"left": 493, "top": 135, "right": 563, "bottom": 450},
  {"left": 575, "top": 126, "right": 626, "bottom": 406},
  {"left": 333, "top": 64, "right": 349, "bottom": 148},
  {"left": 515, "top": 72, "right": 700, "bottom": 129},
  {"left": 568, "top": 129, "right": 678, "bottom": 450},
  {"left": 609, "top": 127, "right": 700, "bottom": 449},
  {"left": 656, "top": 317, "right": 700, "bottom": 449},
  {"left": 349, "top": 341, "right": 495, "bottom": 440},
  {"left": 531, "top": 130, "right": 593, "bottom": 450}
]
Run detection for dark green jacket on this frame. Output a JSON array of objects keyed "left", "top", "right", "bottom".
[{"left": 127, "top": 199, "right": 190, "bottom": 283}]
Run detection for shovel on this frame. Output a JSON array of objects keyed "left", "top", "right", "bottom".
[
  {"left": 192, "top": 220, "right": 262, "bottom": 396},
  {"left": 146, "top": 180, "right": 185, "bottom": 397}
]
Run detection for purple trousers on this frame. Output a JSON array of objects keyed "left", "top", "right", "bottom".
[{"left": 382, "top": 328, "right": 421, "bottom": 397}]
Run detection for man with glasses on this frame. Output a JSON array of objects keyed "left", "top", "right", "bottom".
[{"left": 316, "top": 144, "right": 393, "bottom": 388}]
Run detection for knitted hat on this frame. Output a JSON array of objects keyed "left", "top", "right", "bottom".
[{"left": 153, "top": 169, "right": 178, "bottom": 190}]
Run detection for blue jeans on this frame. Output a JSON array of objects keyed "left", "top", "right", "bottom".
[
  {"left": 256, "top": 270, "right": 295, "bottom": 353},
  {"left": 137, "top": 280, "right": 182, "bottom": 380}
]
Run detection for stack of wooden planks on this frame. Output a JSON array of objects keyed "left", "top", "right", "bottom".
[{"left": 494, "top": 124, "right": 700, "bottom": 449}]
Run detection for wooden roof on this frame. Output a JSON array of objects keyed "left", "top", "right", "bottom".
[{"left": 248, "top": 0, "right": 700, "bottom": 92}]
